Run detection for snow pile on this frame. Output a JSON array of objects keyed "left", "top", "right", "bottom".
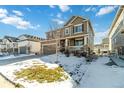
[{"left": 0, "top": 58, "right": 75, "bottom": 88}]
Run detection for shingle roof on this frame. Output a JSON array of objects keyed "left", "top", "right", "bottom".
[
  {"left": 19, "top": 34, "right": 43, "bottom": 41},
  {"left": 4, "top": 36, "right": 19, "bottom": 42}
]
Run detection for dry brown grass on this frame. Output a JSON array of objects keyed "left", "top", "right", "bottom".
[{"left": 15, "top": 65, "right": 68, "bottom": 83}]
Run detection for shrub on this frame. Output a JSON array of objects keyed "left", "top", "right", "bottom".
[{"left": 64, "top": 49, "right": 70, "bottom": 57}]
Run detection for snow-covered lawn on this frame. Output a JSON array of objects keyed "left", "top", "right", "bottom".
[
  {"left": 41, "top": 54, "right": 87, "bottom": 84},
  {"left": 0, "top": 54, "right": 35, "bottom": 60},
  {"left": 1, "top": 54, "right": 124, "bottom": 88},
  {"left": 41, "top": 54, "right": 124, "bottom": 88},
  {"left": 79, "top": 57, "right": 124, "bottom": 88}
]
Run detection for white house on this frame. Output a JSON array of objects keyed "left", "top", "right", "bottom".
[
  {"left": 18, "top": 34, "right": 42, "bottom": 54},
  {"left": 1, "top": 36, "right": 18, "bottom": 54},
  {"left": 108, "top": 6, "right": 124, "bottom": 56},
  {"left": 94, "top": 38, "right": 109, "bottom": 55}
]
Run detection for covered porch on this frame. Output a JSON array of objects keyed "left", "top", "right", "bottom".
[{"left": 60, "top": 35, "right": 88, "bottom": 52}]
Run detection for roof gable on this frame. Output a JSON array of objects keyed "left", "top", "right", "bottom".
[{"left": 64, "top": 16, "right": 86, "bottom": 26}]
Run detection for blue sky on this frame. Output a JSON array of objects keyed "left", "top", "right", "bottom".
[{"left": 0, "top": 5, "right": 119, "bottom": 44}]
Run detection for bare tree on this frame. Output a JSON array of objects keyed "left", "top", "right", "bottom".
[{"left": 48, "top": 22, "right": 61, "bottom": 63}]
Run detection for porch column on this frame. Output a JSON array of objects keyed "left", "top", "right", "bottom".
[
  {"left": 65, "top": 39, "right": 68, "bottom": 50},
  {"left": 65, "top": 39, "right": 68, "bottom": 47},
  {"left": 84, "top": 36, "right": 87, "bottom": 45}
]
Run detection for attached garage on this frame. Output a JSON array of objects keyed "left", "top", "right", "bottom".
[
  {"left": 20, "top": 47, "right": 27, "bottom": 54},
  {"left": 43, "top": 44, "right": 56, "bottom": 55}
]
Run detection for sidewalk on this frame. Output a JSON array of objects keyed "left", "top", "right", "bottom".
[
  {"left": 0, "top": 74, "right": 15, "bottom": 88},
  {"left": 110, "top": 56, "right": 124, "bottom": 67}
]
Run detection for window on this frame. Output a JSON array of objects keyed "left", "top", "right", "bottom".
[
  {"left": 65, "top": 28, "right": 70, "bottom": 35},
  {"left": 74, "top": 24, "right": 83, "bottom": 33},
  {"left": 75, "top": 40, "right": 84, "bottom": 46}
]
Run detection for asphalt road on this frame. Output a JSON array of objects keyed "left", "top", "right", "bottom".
[{"left": 0, "top": 55, "right": 42, "bottom": 66}]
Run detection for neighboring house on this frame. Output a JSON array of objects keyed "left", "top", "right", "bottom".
[
  {"left": 0, "top": 39, "right": 3, "bottom": 53},
  {"left": 94, "top": 38, "right": 109, "bottom": 55},
  {"left": 18, "top": 34, "right": 42, "bottom": 54},
  {"left": 108, "top": 6, "right": 124, "bottom": 56},
  {"left": 41, "top": 16, "right": 94, "bottom": 55},
  {"left": 2, "top": 36, "right": 19, "bottom": 54}
]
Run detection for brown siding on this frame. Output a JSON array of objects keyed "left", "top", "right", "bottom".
[{"left": 71, "top": 17, "right": 84, "bottom": 25}]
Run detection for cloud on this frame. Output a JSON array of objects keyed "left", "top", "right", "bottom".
[
  {"left": 49, "top": 5, "right": 55, "bottom": 8},
  {"left": 94, "top": 30, "right": 109, "bottom": 44},
  {"left": 85, "top": 7, "right": 91, "bottom": 12},
  {"left": 0, "top": 16, "right": 33, "bottom": 29},
  {"left": 96, "top": 6, "right": 118, "bottom": 16},
  {"left": 52, "top": 18, "right": 64, "bottom": 25},
  {"left": 57, "top": 13, "right": 62, "bottom": 18},
  {"left": 85, "top": 6, "right": 96, "bottom": 12},
  {"left": 12, "top": 10, "right": 23, "bottom": 16},
  {"left": 0, "top": 8, "right": 38, "bottom": 30},
  {"left": 58, "top": 5, "right": 70, "bottom": 12},
  {"left": 26, "top": 8, "right": 31, "bottom": 12},
  {"left": 0, "top": 8, "right": 8, "bottom": 18}
]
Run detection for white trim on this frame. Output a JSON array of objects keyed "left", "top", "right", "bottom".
[
  {"left": 64, "top": 28, "right": 70, "bottom": 35},
  {"left": 74, "top": 23, "right": 83, "bottom": 27},
  {"left": 74, "top": 32, "right": 83, "bottom": 34}
]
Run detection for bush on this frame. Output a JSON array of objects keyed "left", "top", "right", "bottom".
[
  {"left": 60, "top": 48, "right": 65, "bottom": 53},
  {"left": 15, "top": 65, "right": 68, "bottom": 83},
  {"left": 64, "top": 49, "right": 70, "bottom": 57}
]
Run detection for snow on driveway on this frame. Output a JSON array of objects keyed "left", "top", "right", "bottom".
[
  {"left": 79, "top": 57, "right": 124, "bottom": 88},
  {"left": 0, "top": 54, "right": 35, "bottom": 61}
]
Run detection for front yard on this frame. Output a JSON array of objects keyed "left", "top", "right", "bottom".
[{"left": 1, "top": 54, "right": 124, "bottom": 88}]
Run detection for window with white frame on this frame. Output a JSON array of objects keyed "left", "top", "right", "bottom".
[
  {"left": 65, "top": 28, "right": 70, "bottom": 35},
  {"left": 75, "top": 39, "right": 84, "bottom": 46},
  {"left": 74, "top": 24, "right": 83, "bottom": 33}
]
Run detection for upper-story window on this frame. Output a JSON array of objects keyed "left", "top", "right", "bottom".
[
  {"left": 65, "top": 28, "right": 70, "bottom": 35},
  {"left": 74, "top": 24, "right": 83, "bottom": 33}
]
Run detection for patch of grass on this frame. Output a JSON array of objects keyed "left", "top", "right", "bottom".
[
  {"left": 15, "top": 83, "right": 24, "bottom": 88},
  {"left": 15, "top": 65, "right": 68, "bottom": 83}
]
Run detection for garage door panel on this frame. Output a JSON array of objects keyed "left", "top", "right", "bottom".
[
  {"left": 43, "top": 44, "right": 56, "bottom": 55},
  {"left": 20, "top": 47, "right": 26, "bottom": 54}
]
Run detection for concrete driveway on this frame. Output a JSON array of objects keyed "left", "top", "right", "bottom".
[{"left": 0, "top": 55, "right": 42, "bottom": 66}]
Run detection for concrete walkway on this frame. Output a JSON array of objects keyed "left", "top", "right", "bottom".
[
  {"left": 0, "top": 73, "right": 15, "bottom": 88},
  {"left": 110, "top": 56, "right": 124, "bottom": 67}
]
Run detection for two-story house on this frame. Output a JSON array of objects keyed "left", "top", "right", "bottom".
[
  {"left": 41, "top": 16, "right": 94, "bottom": 55},
  {"left": 2, "top": 36, "right": 19, "bottom": 54},
  {"left": 108, "top": 6, "right": 124, "bottom": 56}
]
